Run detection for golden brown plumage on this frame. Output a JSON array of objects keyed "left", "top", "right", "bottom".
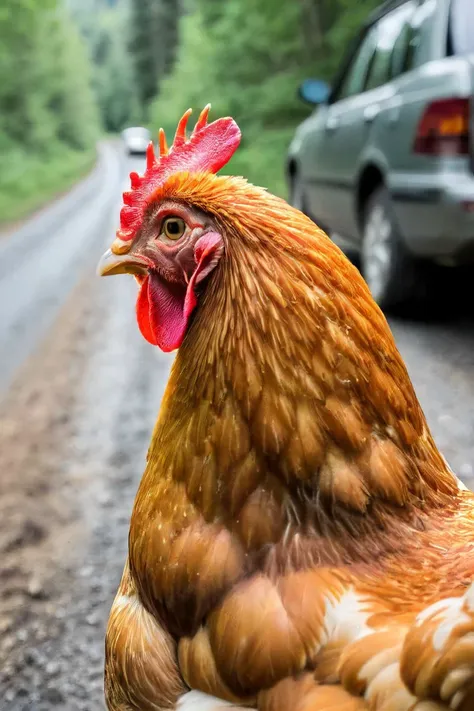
[{"left": 99, "top": 109, "right": 474, "bottom": 711}]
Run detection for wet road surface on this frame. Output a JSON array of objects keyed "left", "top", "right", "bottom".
[{"left": 0, "top": 143, "right": 473, "bottom": 709}]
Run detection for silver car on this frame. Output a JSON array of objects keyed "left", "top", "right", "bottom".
[
  {"left": 122, "top": 127, "right": 151, "bottom": 156},
  {"left": 287, "top": 0, "right": 474, "bottom": 308}
]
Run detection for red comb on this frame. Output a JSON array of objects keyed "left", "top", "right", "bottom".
[{"left": 117, "top": 105, "right": 241, "bottom": 244}]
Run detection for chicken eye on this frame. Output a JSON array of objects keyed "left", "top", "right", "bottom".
[{"left": 162, "top": 216, "right": 186, "bottom": 240}]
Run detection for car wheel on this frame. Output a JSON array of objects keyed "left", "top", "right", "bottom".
[
  {"left": 361, "top": 186, "right": 418, "bottom": 310},
  {"left": 289, "top": 172, "right": 308, "bottom": 214}
]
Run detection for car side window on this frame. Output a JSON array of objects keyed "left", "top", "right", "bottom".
[
  {"left": 334, "top": 27, "right": 378, "bottom": 102},
  {"left": 365, "top": 2, "right": 417, "bottom": 90},
  {"left": 389, "top": 2, "right": 417, "bottom": 79},
  {"left": 403, "top": 0, "right": 437, "bottom": 71}
]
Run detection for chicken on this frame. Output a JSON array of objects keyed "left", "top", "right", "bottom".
[{"left": 98, "top": 106, "right": 474, "bottom": 711}]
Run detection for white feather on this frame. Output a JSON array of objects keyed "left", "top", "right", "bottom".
[{"left": 176, "top": 691, "right": 252, "bottom": 711}]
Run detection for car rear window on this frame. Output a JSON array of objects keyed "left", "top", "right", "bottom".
[
  {"left": 401, "top": 0, "right": 437, "bottom": 71},
  {"left": 365, "top": 1, "right": 417, "bottom": 90},
  {"left": 449, "top": 0, "right": 474, "bottom": 55}
]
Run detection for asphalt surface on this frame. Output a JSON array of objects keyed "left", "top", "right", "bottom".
[{"left": 0, "top": 142, "right": 473, "bottom": 710}]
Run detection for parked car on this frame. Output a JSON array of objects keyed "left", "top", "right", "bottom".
[
  {"left": 122, "top": 127, "right": 151, "bottom": 156},
  {"left": 287, "top": 0, "right": 474, "bottom": 308}
]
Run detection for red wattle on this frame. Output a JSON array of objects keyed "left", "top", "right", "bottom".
[
  {"left": 136, "top": 273, "right": 192, "bottom": 352},
  {"left": 135, "top": 232, "right": 223, "bottom": 352},
  {"left": 136, "top": 275, "right": 157, "bottom": 346}
]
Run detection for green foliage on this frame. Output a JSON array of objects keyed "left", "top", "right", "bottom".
[
  {"left": 70, "top": 0, "right": 142, "bottom": 132},
  {"left": 92, "top": 7, "right": 142, "bottom": 132},
  {"left": 151, "top": 0, "right": 381, "bottom": 197},
  {"left": 128, "top": 0, "right": 180, "bottom": 117},
  {"left": 0, "top": 0, "right": 100, "bottom": 224},
  {"left": 0, "top": 146, "right": 96, "bottom": 225},
  {"left": 69, "top": 0, "right": 181, "bottom": 132}
]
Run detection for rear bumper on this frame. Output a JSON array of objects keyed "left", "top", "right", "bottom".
[{"left": 390, "top": 171, "right": 474, "bottom": 264}]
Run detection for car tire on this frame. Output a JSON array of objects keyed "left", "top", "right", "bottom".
[
  {"left": 361, "top": 186, "right": 419, "bottom": 310},
  {"left": 289, "top": 172, "right": 308, "bottom": 214}
]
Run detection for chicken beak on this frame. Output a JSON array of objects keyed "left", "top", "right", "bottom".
[{"left": 97, "top": 249, "right": 149, "bottom": 277}]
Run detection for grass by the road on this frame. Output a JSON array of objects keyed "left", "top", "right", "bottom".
[{"left": 0, "top": 145, "right": 97, "bottom": 228}]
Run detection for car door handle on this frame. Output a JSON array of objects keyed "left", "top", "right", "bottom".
[
  {"left": 388, "top": 108, "right": 400, "bottom": 125},
  {"left": 364, "top": 105, "right": 380, "bottom": 123},
  {"left": 325, "top": 116, "right": 340, "bottom": 132},
  {"left": 388, "top": 98, "right": 402, "bottom": 125}
]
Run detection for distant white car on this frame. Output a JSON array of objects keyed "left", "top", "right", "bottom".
[{"left": 122, "top": 127, "right": 151, "bottom": 156}]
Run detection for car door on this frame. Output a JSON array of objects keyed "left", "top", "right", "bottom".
[{"left": 305, "top": 26, "right": 379, "bottom": 237}]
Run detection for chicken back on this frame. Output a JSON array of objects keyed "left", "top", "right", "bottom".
[{"left": 98, "top": 107, "right": 474, "bottom": 711}]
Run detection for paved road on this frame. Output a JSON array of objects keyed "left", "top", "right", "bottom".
[
  {"left": 0, "top": 142, "right": 473, "bottom": 709},
  {"left": 0, "top": 142, "right": 122, "bottom": 393}
]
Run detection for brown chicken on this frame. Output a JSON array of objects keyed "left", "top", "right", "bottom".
[{"left": 98, "top": 106, "right": 474, "bottom": 711}]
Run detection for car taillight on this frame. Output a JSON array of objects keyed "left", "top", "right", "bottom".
[{"left": 413, "top": 98, "right": 470, "bottom": 156}]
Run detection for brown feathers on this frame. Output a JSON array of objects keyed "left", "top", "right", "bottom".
[
  {"left": 105, "top": 564, "right": 185, "bottom": 711},
  {"left": 179, "top": 627, "right": 248, "bottom": 704}
]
